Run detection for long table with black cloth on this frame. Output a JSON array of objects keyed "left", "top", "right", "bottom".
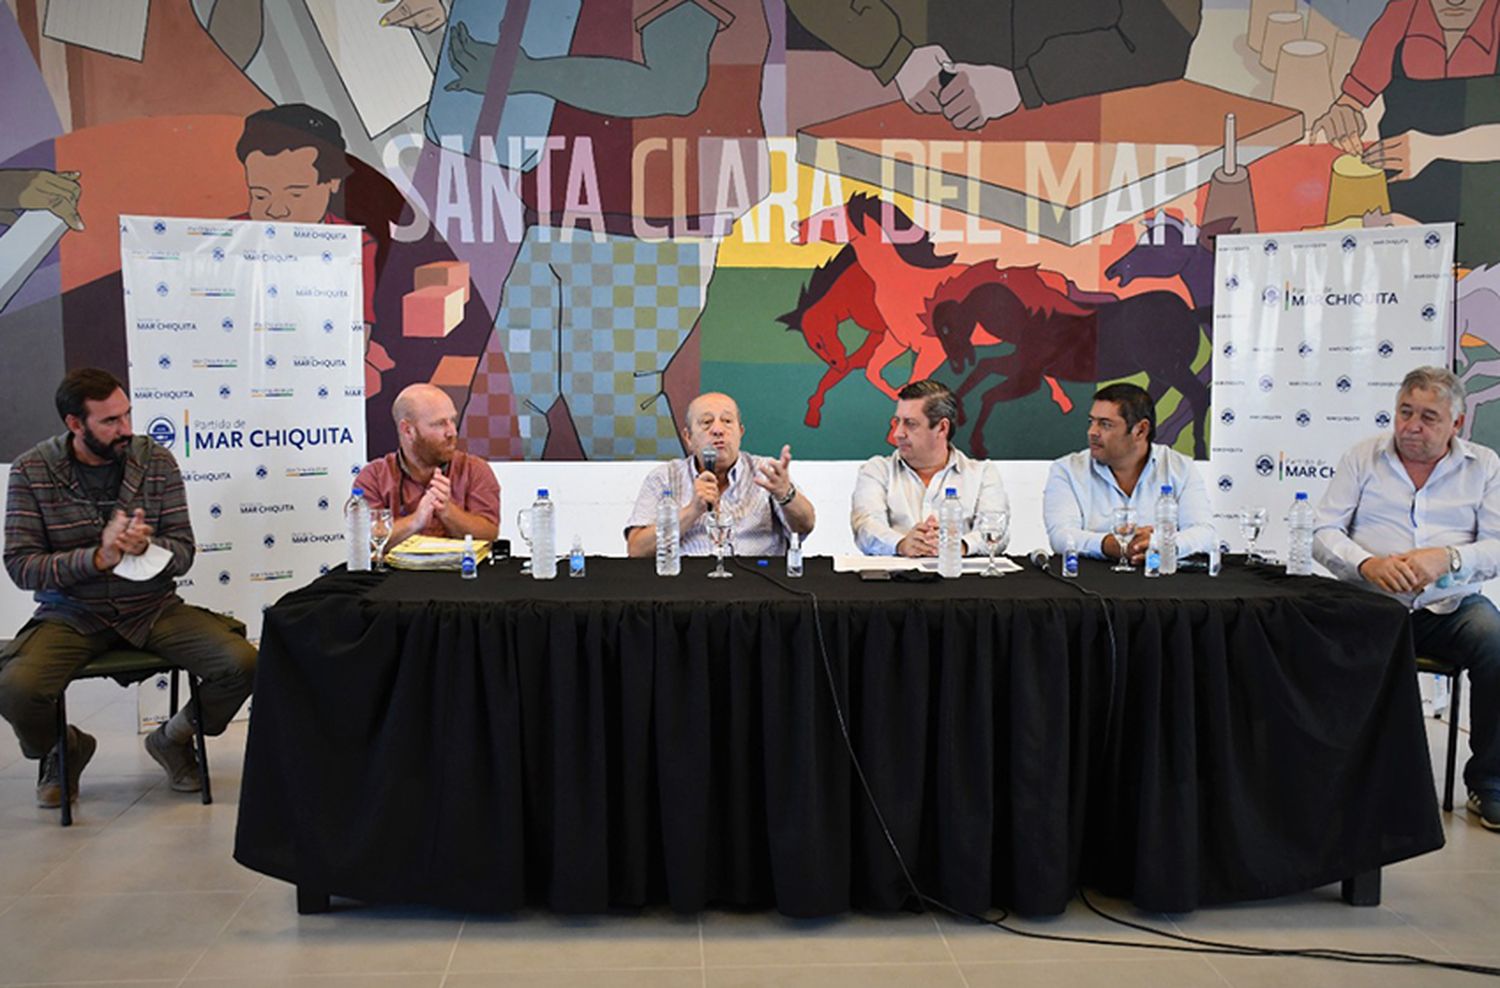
[{"left": 232, "top": 555, "right": 1444, "bottom": 917}]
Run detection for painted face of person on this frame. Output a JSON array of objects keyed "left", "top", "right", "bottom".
[
  {"left": 1430, "top": 0, "right": 1485, "bottom": 34},
  {"left": 244, "top": 146, "right": 339, "bottom": 224}
]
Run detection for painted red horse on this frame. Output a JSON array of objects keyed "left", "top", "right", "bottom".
[
  {"left": 926, "top": 264, "right": 1213, "bottom": 458},
  {"left": 775, "top": 245, "right": 889, "bottom": 427},
  {"left": 793, "top": 193, "right": 1000, "bottom": 397}
]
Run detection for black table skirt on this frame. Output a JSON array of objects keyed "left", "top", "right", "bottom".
[{"left": 233, "top": 556, "right": 1443, "bottom": 916}]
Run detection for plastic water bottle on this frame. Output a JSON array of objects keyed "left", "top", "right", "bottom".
[
  {"left": 1287, "top": 491, "right": 1315, "bottom": 576},
  {"left": 1156, "top": 483, "right": 1178, "bottom": 576},
  {"left": 786, "top": 532, "right": 804, "bottom": 578},
  {"left": 1208, "top": 537, "right": 1222, "bottom": 577},
  {"left": 1144, "top": 529, "right": 1161, "bottom": 577},
  {"left": 531, "top": 489, "right": 557, "bottom": 580},
  {"left": 655, "top": 489, "right": 680, "bottom": 576},
  {"left": 461, "top": 534, "right": 477, "bottom": 579},
  {"left": 937, "top": 487, "right": 963, "bottom": 578},
  {"left": 569, "top": 535, "right": 585, "bottom": 578},
  {"left": 344, "top": 487, "right": 371, "bottom": 572},
  {"left": 1063, "top": 534, "right": 1079, "bottom": 578}
]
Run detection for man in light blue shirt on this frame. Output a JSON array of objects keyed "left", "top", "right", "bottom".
[
  {"left": 1043, "top": 383, "right": 1215, "bottom": 564},
  {"left": 1314, "top": 366, "right": 1500, "bottom": 831},
  {"left": 850, "top": 380, "right": 1009, "bottom": 556}
]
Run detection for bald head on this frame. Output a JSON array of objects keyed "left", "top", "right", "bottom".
[
  {"left": 393, "top": 383, "right": 459, "bottom": 469},
  {"left": 683, "top": 392, "right": 740, "bottom": 428},
  {"left": 392, "top": 383, "right": 450, "bottom": 426}
]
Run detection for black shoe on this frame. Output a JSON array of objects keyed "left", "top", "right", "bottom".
[
  {"left": 1468, "top": 790, "right": 1500, "bottom": 832},
  {"left": 36, "top": 727, "right": 98, "bottom": 809}
]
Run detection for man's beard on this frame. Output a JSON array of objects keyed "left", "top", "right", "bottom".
[
  {"left": 83, "top": 427, "right": 128, "bottom": 461},
  {"left": 411, "top": 433, "right": 455, "bottom": 469}
]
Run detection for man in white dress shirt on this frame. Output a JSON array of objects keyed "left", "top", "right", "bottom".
[
  {"left": 1043, "top": 383, "right": 1215, "bottom": 564},
  {"left": 625, "top": 392, "right": 816, "bottom": 557},
  {"left": 1314, "top": 366, "right": 1500, "bottom": 831},
  {"left": 849, "top": 380, "right": 1008, "bottom": 556}
]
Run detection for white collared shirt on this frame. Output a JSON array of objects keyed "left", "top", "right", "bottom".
[
  {"left": 1043, "top": 444, "right": 1215, "bottom": 559},
  {"left": 849, "top": 448, "right": 1009, "bottom": 555},
  {"left": 1313, "top": 434, "right": 1500, "bottom": 613},
  {"left": 626, "top": 452, "right": 793, "bottom": 556}
]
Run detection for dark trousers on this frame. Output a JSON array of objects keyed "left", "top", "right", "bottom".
[
  {"left": 1413, "top": 593, "right": 1500, "bottom": 794},
  {"left": 0, "top": 602, "right": 256, "bottom": 759}
]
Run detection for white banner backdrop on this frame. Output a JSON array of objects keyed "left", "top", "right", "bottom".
[
  {"left": 121, "top": 216, "right": 365, "bottom": 727},
  {"left": 1209, "top": 224, "right": 1454, "bottom": 560}
]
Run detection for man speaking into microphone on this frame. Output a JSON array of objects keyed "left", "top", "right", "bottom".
[
  {"left": 626, "top": 392, "right": 816, "bottom": 557},
  {"left": 355, "top": 383, "right": 500, "bottom": 546}
]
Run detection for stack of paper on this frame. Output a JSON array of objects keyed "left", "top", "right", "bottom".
[{"left": 386, "top": 535, "right": 489, "bottom": 571}]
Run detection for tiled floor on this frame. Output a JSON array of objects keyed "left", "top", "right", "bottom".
[{"left": 0, "top": 680, "right": 1496, "bottom": 987}]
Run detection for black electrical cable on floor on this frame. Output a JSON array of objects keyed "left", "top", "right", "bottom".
[{"left": 731, "top": 557, "right": 1500, "bottom": 978}]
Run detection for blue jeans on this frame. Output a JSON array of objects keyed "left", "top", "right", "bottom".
[{"left": 1412, "top": 593, "right": 1500, "bottom": 794}]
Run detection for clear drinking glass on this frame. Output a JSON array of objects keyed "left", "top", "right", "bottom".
[
  {"left": 707, "top": 512, "right": 734, "bottom": 579},
  {"left": 517, "top": 508, "right": 534, "bottom": 576},
  {"left": 978, "top": 509, "right": 1009, "bottom": 577},
  {"left": 1239, "top": 507, "right": 1267, "bottom": 563},
  {"left": 370, "top": 508, "right": 392, "bottom": 572},
  {"left": 1112, "top": 506, "right": 1137, "bottom": 573}
]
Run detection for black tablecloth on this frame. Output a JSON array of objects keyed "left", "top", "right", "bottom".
[{"left": 233, "top": 556, "right": 1444, "bottom": 916}]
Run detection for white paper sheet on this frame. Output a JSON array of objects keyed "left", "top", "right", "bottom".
[
  {"left": 43, "top": 0, "right": 149, "bottom": 61},
  {"left": 832, "top": 555, "right": 1023, "bottom": 575},
  {"left": 0, "top": 210, "right": 68, "bottom": 314},
  {"left": 303, "top": 0, "right": 435, "bottom": 139}
]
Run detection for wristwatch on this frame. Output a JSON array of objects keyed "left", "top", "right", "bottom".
[
  {"left": 1446, "top": 545, "right": 1463, "bottom": 574},
  {"left": 775, "top": 484, "right": 797, "bottom": 507}
]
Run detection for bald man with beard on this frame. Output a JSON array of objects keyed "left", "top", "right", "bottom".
[{"left": 355, "top": 384, "right": 500, "bottom": 547}]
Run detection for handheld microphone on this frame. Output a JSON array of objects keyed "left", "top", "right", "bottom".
[
  {"left": 1028, "top": 548, "right": 1053, "bottom": 571},
  {"left": 701, "top": 446, "right": 718, "bottom": 474}
]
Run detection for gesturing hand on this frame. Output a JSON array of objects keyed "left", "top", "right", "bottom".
[{"left": 753, "top": 445, "right": 794, "bottom": 501}]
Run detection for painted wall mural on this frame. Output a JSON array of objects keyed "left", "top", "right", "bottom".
[{"left": 1, "top": 0, "right": 1495, "bottom": 463}]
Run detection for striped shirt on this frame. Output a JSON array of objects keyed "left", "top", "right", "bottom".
[
  {"left": 626, "top": 453, "right": 793, "bottom": 556},
  {"left": 4, "top": 435, "right": 194, "bottom": 646}
]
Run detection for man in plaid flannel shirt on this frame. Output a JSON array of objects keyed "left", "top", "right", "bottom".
[{"left": 0, "top": 369, "right": 256, "bottom": 810}]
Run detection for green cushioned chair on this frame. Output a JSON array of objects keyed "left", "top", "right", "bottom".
[{"left": 54, "top": 649, "right": 212, "bottom": 826}]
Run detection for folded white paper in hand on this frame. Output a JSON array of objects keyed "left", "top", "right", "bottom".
[{"left": 113, "top": 542, "right": 171, "bottom": 582}]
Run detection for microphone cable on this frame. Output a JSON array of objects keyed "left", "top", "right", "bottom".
[{"left": 730, "top": 556, "right": 1500, "bottom": 978}]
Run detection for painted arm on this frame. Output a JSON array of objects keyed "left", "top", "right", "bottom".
[
  {"left": 1008, "top": 0, "right": 1201, "bottom": 108},
  {"left": 448, "top": 4, "right": 718, "bottom": 117},
  {"left": 1363, "top": 124, "right": 1500, "bottom": 182},
  {"left": 785, "top": 0, "right": 912, "bottom": 84},
  {"left": 203, "top": 0, "right": 264, "bottom": 70}
]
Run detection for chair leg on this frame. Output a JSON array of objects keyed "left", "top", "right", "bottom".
[
  {"left": 169, "top": 668, "right": 180, "bottom": 719},
  {"left": 1444, "top": 672, "right": 1463, "bottom": 813},
  {"left": 187, "top": 674, "right": 212, "bottom": 806},
  {"left": 56, "top": 689, "right": 71, "bottom": 827}
]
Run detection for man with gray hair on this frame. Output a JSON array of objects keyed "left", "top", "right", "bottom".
[
  {"left": 1314, "top": 366, "right": 1500, "bottom": 831},
  {"left": 850, "top": 379, "right": 1009, "bottom": 556}
]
